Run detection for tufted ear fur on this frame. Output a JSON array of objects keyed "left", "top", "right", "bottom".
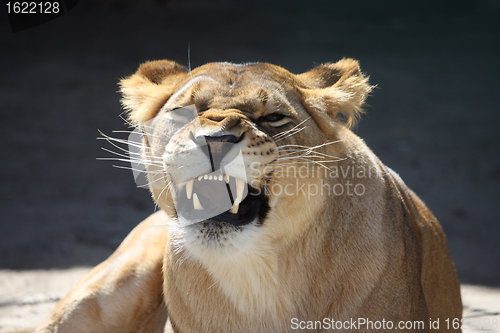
[
  {"left": 297, "top": 58, "right": 373, "bottom": 131},
  {"left": 120, "top": 60, "right": 188, "bottom": 125}
]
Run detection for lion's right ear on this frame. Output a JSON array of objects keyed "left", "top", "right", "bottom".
[{"left": 120, "top": 60, "right": 188, "bottom": 125}]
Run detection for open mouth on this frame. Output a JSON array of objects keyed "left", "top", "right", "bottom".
[{"left": 174, "top": 170, "right": 268, "bottom": 226}]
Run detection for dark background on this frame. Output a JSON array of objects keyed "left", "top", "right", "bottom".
[{"left": 1, "top": 0, "right": 499, "bottom": 285}]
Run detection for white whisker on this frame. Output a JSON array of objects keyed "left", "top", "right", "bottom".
[
  {"left": 98, "top": 129, "right": 158, "bottom": 153},
  {"left": 99, "top": 147, "right": 140, "bottom": 160},
  {"left": 112, "top": 130, "right": 160, "bottom": 139},
  {"left": 119, "top": 114, "right": 136, "bottom": 129},
  {"left": 141, "top": 175, "right": 168, "bottom": 188},
  {"left": 99, "top": 136, "right": 149, "bottom": 150},
  {"left": 273, "top": 159, "right": 341, "bottom": 166},
  {"left": 274, "top": 127, "right": 307, "bottom": 143},
  {"left": 276, "top": 154, "right": 339, "bottom": 162},
  {"left": 99, "top": 158, "right": 163, "bottom": 168},
  {"left": 154, "top": 181, "right": 174, "bottom": 212},
  {"left": 278, "top": 140, "right": 343, "bottom": 151},
  {"left": 119, "top": 115, "right": 157, "bottom": 133},
  {"left": 187, "top": 42, "right": 193, "bottom": 80},
  {"left": 273, "top": 117, "right": 310, "bottom": 140},
  {"left": 112, "top": 165, "right": 165, "bottom": 174},
  {"left": 98, "top": 139, "right": 142, "bottom": 156},
  {"left": 98, "top": 148, "right": 163, "bottom": 167}
]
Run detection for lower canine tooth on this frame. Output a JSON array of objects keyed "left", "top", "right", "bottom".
[
  {"left": 193, "top": 193, "right": 204, "bottom": 210},
  {"left": 186, "top": 179, "right": 194, "bottom": 199},
  {"left": 229, "top": 197, "right": 241, "bottom": 214},
  {"left": 224, "top": 175, "right": 230, "bottom": 184}
]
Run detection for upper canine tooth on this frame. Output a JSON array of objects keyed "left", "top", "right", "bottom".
[
  {"left": 224, "top": 175, "right": 230, "bottom": 184},
  {"left": 235, "top": 178, "right": 245, "bottom": 200},
  {"left": 186, "top": 179, "right": 194, "bottom": 199},
  {"left": 229, "top": 197, "right": 241, "bottom": 214},
  {"left": 198, "top": 176, "right": 203, "bottom": 181},
  {"left": 193, "top": 193, "right": 204, "bottom": 210}
]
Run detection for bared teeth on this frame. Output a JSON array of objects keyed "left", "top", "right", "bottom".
[
  {"left": 187, "top": 174, "right": 246, "bottom": 214},
  {"left": 186, "top": 179, "right": 194, "bottom": 199},
  {"left": 229, "top": 178, "right": 246, "bottom": 214},
  {"left": 193, "top": 193, "right": 204, "bottom": 210},
  {"left": 194, "top": 174, "right": 230, "bottom": 182},
  {"left": 229, "top": 197, "right": 241, "bottom": 214},
  {"left": 235, "top": 178, "right": 245, "bottom": 200}
]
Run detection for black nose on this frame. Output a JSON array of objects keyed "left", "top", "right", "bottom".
[{"left": 199, "top": 134, "right": 242, "bottom": 171}]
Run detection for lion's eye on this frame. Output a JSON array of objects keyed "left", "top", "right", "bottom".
[
  {"left": 263, "top": 113, "right": 285, "bottom": 122},
  {"left": 259, "top": 113, "right": 291, "bottom": 127}
]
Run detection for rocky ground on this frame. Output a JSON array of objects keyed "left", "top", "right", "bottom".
[{"left": 0, "top": 0, "right": 499, "bottom": 331}]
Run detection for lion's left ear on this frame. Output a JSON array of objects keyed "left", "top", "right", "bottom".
[
  {"left": 120, "top": 60, "right": 188, "bottom": 125},
  {"left": 297, "top": 58, "right": 373, "bottom": 130}
]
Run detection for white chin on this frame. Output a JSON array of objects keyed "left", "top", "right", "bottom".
[{"left": 170, "top": 216, "right": 261, "bottom": 255}]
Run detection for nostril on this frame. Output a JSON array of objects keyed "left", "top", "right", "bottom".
[{"left": 198, "top": 134, "right": 243, "bottom": 171}]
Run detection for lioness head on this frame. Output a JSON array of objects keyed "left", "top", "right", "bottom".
[{"left": 120, "top": 59, "right": 372, "bottom": 256}]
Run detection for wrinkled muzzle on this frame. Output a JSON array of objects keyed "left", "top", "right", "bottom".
[{"left": 130, "top": 105, "right": 271, "bottom": 226}]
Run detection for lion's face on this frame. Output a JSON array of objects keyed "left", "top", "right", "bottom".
[{"left": 120, "top": 59, "right": 371, "bottom": 254}]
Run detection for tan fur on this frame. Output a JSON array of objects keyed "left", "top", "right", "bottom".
[
  {"left": 36, "top": 59, "right": 462, "bottom": 332},
  {"left": 35, "top": 212, "right": 169, "bottom": 333}
]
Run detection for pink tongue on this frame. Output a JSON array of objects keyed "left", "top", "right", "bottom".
[{"left": 196, "top": 181, "right": 232, "bottom": 210}]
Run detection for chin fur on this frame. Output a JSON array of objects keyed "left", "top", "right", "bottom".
[{"left": 169, "top": 216, "right": 293, "bottom": 318}]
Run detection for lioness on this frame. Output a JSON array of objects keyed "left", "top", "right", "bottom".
[{"left": 35, "top": 59, "right": 462, "bottom": 332}]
